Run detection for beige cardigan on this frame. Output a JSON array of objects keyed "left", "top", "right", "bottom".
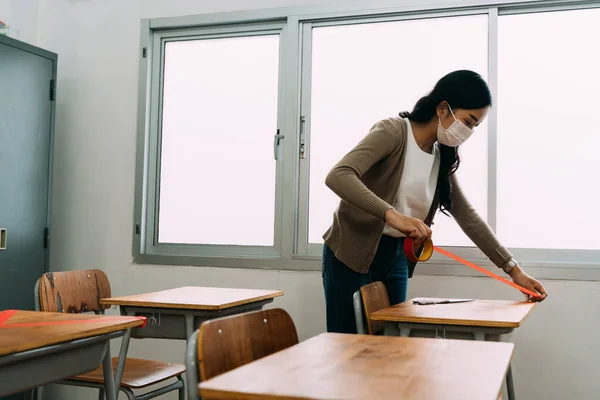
[{"left": 323, "top": 117, "right": 513, "bottom": 277}]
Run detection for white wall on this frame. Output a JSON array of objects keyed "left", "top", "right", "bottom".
[
  {"left": 0, "top": 0, "right": 39, "bottom": 43},
  {"left": 11, "top": 0, "right": 600, "bottom": 399}
]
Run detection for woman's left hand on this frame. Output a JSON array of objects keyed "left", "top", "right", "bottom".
[{"left": 510, "top": 267, "right": 548, "bottom": 302}]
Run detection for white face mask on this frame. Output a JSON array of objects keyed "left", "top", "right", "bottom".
[{"left": 437, "top": 105, "right": 473, "bottom": 147}]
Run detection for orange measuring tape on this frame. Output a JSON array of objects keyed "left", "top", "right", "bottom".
[{"left": 404, "top": 238, "right": 541, "bottom": 298}]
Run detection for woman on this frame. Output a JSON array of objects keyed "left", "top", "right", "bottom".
[{"left": 322, "top": 70, "right": 547, "bottom": 334}]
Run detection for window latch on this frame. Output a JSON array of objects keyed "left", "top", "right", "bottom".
[
  {"left": 273, "top": 129, "right": 284, "bottom": 160},
  {"left": 299, "top": 116, "right": 306, "bottom": 159}
]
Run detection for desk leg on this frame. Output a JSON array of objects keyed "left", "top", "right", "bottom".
[
  {"left": 506, "top": 365, "right": 516, "bottom": 400},
  {"left": 113, "top": 328, "right": 132, "bottom": 399},
  {"left": 185, "top": 314, "right": 194, "bottom": 344},
  {"left": 473, "top": 329, "right": 515, "bottom": 400},
  {"left": 102, "top": 344, "right": 117, "bottom": 400}
]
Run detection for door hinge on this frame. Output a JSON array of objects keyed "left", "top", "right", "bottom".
[
  {"left": 142, "top": 47, "right": 147, "bottom": 58},
  {"left": 49, "top": 79, "right": 56, "bottom": 101},
  {"left": 43, "top": 227, "right": 50, "bottom": 249},
  {"left": 299, "top": 116, "right": 307, "bottom": 159},
  {"left": 273, "top": 129, "right": 284, "bottom": 160}
]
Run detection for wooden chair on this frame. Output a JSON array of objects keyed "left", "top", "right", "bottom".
[
  {"left": 34, "top": 270, "right": 185, "bottom": 400},
  {"left": 357, "top": 281, "right": 391, "bottom": 335},
  {"left": 185, "top": 308, "right": 298, "bottom": 400}
]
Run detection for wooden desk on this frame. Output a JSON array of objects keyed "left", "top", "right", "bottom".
[
  {"left": 101, "top": 286, "right": 284, "bottom": 342},
  {"left": 370, "top": 298, "right": 536, "bottom": 400},
  {"left": 0, "top": 310, "right": 144, "bottom": 399},
  {"left": 198, "top": 332, "right": 514, "bottom": 400},
  {"left": 370, "top": 298, "right": 536, "bottom": 331}
]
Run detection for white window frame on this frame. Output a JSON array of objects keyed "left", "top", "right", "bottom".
[
  {"left": 295, "top": 8, "right": 490, "bottom": 259},
  {"left": 135, "top": 21, "right": 293, "bottom": 263},
  {"left": 134, "top": 0, "right": 600, "bottom": 280}
]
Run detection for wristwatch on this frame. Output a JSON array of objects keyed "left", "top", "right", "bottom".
[{"left": 502, "top": 258, "right": 519, "bottom": 274}]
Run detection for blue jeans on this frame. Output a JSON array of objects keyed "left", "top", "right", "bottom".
[{"left": 322, "top": 235, "right": 409, "bottom": 334}]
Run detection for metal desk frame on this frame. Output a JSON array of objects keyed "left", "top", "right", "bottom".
[
  {"left": 0, "top": 331, "right": 122, "bottom": 399},
  {"left": 118, "top": 298, "right": 274, "bottom": 343}
]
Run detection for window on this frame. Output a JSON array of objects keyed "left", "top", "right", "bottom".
[
  {"left": 136, "top": 2, "right": 600, "bottom": 276},
  {"left": 139, "top": 24, "right": 285, "bottom": 258},
  {"left": 304, "top": 15, "right": 488, "bottom": 248},
  {"left": 497, "top": 8, "right": 600, "bottom": 250},
  {"left": 158, "top": 35, "right": 280, "bottom": 247}
]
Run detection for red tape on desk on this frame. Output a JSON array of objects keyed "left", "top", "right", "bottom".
[
  {"left": 404, "top": 238, "right": 541, "bottom": 298},
  {"left": 0, "top": 309, "right": 18, "bottom": 326},
  {"left": 0, "top": 310, "right": 147, "bottom": 328}
]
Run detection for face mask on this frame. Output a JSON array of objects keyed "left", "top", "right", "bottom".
[{"left": 437, "top": 105, "right": 473, "bottom": 147}]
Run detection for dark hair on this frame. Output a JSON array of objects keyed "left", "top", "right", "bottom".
[{"left": 399, "top": 70, "right": 492, "bottom": 215}]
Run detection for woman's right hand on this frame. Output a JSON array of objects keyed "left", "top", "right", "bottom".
[{"left": 385, "top": 209, "right": 432, "bottom": 248}]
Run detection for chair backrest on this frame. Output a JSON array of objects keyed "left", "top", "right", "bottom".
[
  {"left": 360, "top": 281, "right": 390, "bottom": 335},
  {"left": 197, "top": 308, "right": 299, "bottom": 381},
  {"left": 37, "top": 269, "right": 112, "bottom": 313}
]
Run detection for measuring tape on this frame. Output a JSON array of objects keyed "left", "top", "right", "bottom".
[
  {"left": 404, "top": 237, "right": 541, "bottom": 298},
  {"left": 404, "top": 237, "right": 435, "bottom": 263}
]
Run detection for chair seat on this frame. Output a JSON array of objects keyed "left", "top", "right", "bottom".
[{"left": 70, "top": 357, "right": 185, "bottom": 389}]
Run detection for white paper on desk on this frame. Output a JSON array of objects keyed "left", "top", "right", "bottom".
[{"left": 412, "top": 298, "right": 475, "bottom": 304}]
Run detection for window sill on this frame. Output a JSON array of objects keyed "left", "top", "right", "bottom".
[{"left": 134, "top": 252, "right": 600, "bottom": 281}]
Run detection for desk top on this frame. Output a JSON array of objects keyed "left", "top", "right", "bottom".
[
  {"left": 198, "top": 333, "right": 513, "bottom": 400},
  {"left": 370, "top": 298, "right": 536, "bottom": 328},
  {"left": 100, "top": 286, "right": 284, "bottom": 310},
  {"left": 0, "top": 310, "right": 144, "bottom": 356}
]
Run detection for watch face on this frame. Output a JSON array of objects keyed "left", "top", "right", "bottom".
[{"left": 504, "top": 260, "right": 515, "bottom": 272}]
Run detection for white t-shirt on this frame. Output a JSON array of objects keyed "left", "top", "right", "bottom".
[{"left": 383, "top": 118, "right": 440, "bottom": 238}]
